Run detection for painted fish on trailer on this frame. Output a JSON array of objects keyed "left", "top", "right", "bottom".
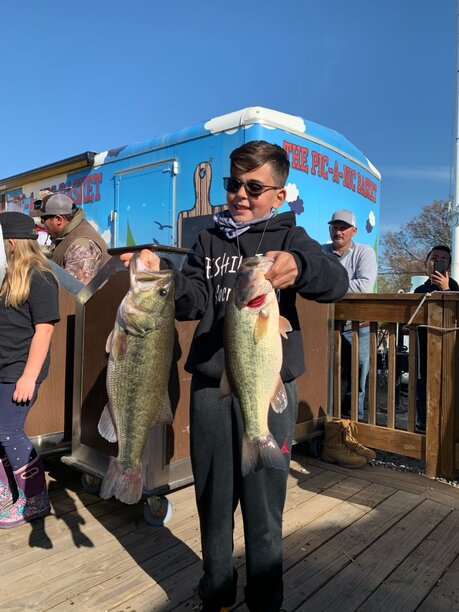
[
  {"left": 221, "top": 256, "right": 292, "bottom": 476},
  {"left": 98, "top": 253, "right": 175, "bottom": 504}
]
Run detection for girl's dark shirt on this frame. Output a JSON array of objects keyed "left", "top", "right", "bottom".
[{"left": 0, "top": 270, "right": 60, "bottom": 383}]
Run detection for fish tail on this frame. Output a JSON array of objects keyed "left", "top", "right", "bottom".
[
  {"left": 241, "top": 433, "right": 287, "bottom": 476},
  {"left": 99, "top": 456, "right": 143, "bottom": 505}
]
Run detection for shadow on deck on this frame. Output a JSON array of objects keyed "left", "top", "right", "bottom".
[{"left": 0, "top": 450, "right": 459, "bottom": 611}]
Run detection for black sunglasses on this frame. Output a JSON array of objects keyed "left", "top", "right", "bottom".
[
  {"left": 41, "top": 215, "right": 56, "bottom": 222},
  {"left": 223, "top": 177, "right": 283, "bottom": 197}
]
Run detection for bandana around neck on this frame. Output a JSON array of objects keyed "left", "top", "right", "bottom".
[{"left": 213, "top": 210, "right": 275, "bottom": 240}]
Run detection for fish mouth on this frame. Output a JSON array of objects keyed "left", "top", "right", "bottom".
[{"left": 246, "top": 293, "right": 267, "bottom": 308}]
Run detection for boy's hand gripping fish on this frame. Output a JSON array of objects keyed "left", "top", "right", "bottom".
[
  {"left": 221, "top": 256, "right": 292, "bottom": 476},
  {"left": 98, "top": 253, "right": 175, "bottom": 504}
]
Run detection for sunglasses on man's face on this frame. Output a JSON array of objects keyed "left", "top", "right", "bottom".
[{"left": 223, "top": 177, "right": 283, "bottom": 197}]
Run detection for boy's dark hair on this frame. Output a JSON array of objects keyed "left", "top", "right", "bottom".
[
  {"left": 425, "top": 245, "right": 451, "bottom": 266},
  {"left": 230, "top": 140, "right": 290, "bottom": 186}
]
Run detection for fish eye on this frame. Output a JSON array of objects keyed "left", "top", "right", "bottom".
[{"left": 159, "top": 288, "right": 168, "bottom": 297}]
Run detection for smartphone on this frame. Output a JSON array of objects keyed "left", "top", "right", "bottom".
[{"left": 434, "top": 259, "right": 448, "bottom": 274}]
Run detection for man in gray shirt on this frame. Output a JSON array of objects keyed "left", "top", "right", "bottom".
[{"left": 322, "top": 209, "right": 378, "bottom": 419}]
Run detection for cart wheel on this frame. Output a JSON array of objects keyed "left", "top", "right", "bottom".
[
  {"left": 308, "top": 436, "right": 323, "bottom": 458},
  {"left": 143, "top": 495, "right": 173, "bottom": 527},
  {"left": 81, "top": 473, "right": 102, "bottom": 495}
]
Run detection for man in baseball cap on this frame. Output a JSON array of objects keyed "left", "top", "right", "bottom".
[
  {"left": 33, "top": 193, "right": 78, "bottom": 217},
  {"left": 328, "top": 209, "right": 357, "bottom": 228},
  {"left": 322, "top": 209, "right": 377, "bottom": 422},
  {"left": 32, "top": 191, "right": 110, "bottom": 285}
]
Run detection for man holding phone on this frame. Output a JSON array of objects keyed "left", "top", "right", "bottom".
[
  {"left": 417, "top": 245, "right": 458, "bottom": 291},
  {"left": 412, "top": 245, "right": 458, "bottom": 431}
]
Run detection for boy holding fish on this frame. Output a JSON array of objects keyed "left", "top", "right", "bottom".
[{"left": 122, "top": 140, "right": 348, "bottom": 612}]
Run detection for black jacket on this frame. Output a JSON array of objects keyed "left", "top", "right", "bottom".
[
  {"left": 165, "top": 211, "right": 349, "bottom": 382},
  {"left": 414, "top": 277, "right": 459, "bottom": 376}
]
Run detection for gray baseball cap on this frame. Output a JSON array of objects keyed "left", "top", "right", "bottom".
[
  {"left": 328, "top": 209, "right": 356, "bottom": 227},
  {"left": 33, "top": 193, "right": 78, "bottom": 217}
]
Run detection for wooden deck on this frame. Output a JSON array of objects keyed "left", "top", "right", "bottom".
[{"left": 1, "top": 450, "right": 459, "bottom": 612}]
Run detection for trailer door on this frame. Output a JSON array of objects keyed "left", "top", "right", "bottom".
[{"left": 114, "top": 160, "right": 177, "bottom": 247}]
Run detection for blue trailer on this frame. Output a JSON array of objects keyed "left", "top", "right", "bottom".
[
  {"left": 0, "top": 108, "right": 381, "bottom": 516},
  {"left": 0, "top": 106, "right": 380, "bottom": 254}
]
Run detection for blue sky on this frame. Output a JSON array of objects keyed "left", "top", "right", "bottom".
[{"left": 0, "top": 0, "right": 455, "bottom": 235}]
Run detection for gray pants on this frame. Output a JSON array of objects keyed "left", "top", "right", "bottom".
[{"left": 190, "top": 373, "right": 298, "bottom": 612}]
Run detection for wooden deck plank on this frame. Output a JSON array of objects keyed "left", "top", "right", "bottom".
[
  {"left": 295, "top": 499, "right": 451, "bottom": 611},
  {"left": 101, "top": 480, "right": 370, "bottom": 611},
  {"left": 0, "top": 461, "right": 332, "bottom": 611},
  {"left": 417, "top": 554, "right": 459, "bottom": 611},
  {"left": 102, "top": 478, "right": 395, "bottom": 612},
  {"left": 359, "top": 509, "right": 459, "bottom": 611},
  {"left": 282, "top": 489, "right": 422, "bottom": 611},
  {"left": 47, "top": 469, "right": 360, "bottom": 611},
  {"left": 305, "top": 457, "right": 459, "bottom": 507},
  {"left": 282, "top": 481, "right": 397, "bottom": 572},
  {"left": 0, "top": 499, "right": 201, "bottom": 610},
  {"left": 1, "top": 455, "right": 459, "bottom": 611}
]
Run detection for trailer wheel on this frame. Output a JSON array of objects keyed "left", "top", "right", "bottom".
[
  {"left": 81, "top": 473, "right": 102, "bottom": 495},
  {"left": 143, "top": 495, "right": 173, "bottom": 527}
]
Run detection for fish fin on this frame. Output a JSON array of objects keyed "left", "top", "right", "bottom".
[
  {"left": 155, "top": 395, "right": 174, "bottom": 426},
  {"left": 99, "top": 456, "right": 143, "bottom": 504},
  {"left": 270, "top": 378, "right": 288, "bottom": 414},
  {"left": 111, "top": 331, "right": 129, "bottom": 360},
  {"left": 253, "top": 310, "right": 270, "bottom": 344},
  {"left": 105, "top": 330, "right": 114, "bottom": 353},
  {"left": 241, "top": 433, "right": 287, "bottom": 476},
  {"left": 279, "top": 316, "right": 293, "bottom": 339},
  {"left": 219, "top": 370, "right": 232, "bottom": 398},
  {"left": 97, "top": 404, "right": 118, "bottom": 442}
]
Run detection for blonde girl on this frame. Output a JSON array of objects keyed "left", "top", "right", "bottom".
[{"left": 0, "top": 212, "right": 59, "bottom": 528}]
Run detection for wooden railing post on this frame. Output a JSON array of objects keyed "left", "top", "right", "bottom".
[
  {"left": 386, "top": 323, "right": 397, "bottom": 430},
  {"left": 367, "top": 322, "right": 378, "bottom": 425},
  {"left": 331, "top": 293, "right": 459, "bottom": 471},
  {"left": 425, "top": 301, "right": 443, "bottom": 478},
  {"left": 333, "top": 322, "right": 342, "bottom": 419},
  {"left": 439, "top": 297, "right": 457, "bottom": 479},
  {"left": 350, "top": 321, "right": 359, "bottom": 421}
]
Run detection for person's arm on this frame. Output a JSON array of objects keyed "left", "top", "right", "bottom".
[
  {"left": 120, "top": 239, "right": 210, "bottom": 321},
  {"left": 64, "top": 240, "right": 103, "bottom": 284},
  {"left": 171, "top": 238, "right": 210, "bottom": 320},
  {"left": 348, "top": 246, "right": 377, "bottom": 293},
  {"left": 267, "top": 227, "right": 349, "bottom": 302},
  {"left": 13, "top": 323, "right": 55, "bottom": 402}
]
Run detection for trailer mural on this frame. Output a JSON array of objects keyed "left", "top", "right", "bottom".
[{"left": 0, "top": 107, "right": 380, "bottom": 257}]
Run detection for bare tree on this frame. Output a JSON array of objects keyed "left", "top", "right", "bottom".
[{"left": 378, "top": 200, "right": 452, "bottom": 293}]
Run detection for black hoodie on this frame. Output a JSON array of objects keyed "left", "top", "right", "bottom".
[{"left": 166, "top": 211, "right": 349, "bottom": 382}]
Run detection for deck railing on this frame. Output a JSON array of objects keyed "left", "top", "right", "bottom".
[{"left": 333, "top": 293, "right": 459, "bottom": 480}]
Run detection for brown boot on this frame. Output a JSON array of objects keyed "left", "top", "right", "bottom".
[
  {"left": 340, "top": 419, "right": 376, "bottom": 463},
  {"left": 321, "top": 421, "right": 367, "bottom": 469}
]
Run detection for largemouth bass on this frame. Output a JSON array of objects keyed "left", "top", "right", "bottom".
[
  {"left": 98, "top": 254, "right": 175, "bottom": 504},
  {"left": 221, "top": 256, "right": 292, "bottom": 476}
]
